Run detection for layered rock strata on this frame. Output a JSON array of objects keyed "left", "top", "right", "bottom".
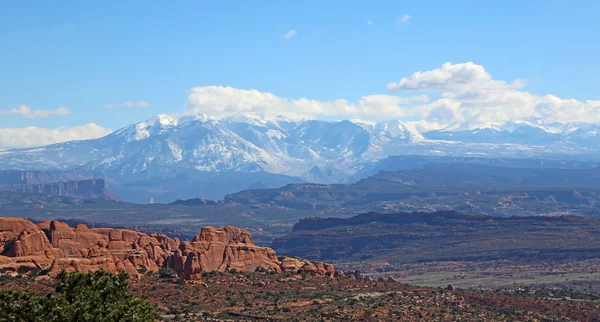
[{"left": 0, "top": 217, "right": 334, "bottom": 281}]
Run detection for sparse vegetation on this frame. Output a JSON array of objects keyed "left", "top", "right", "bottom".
[
  {"left": 1, "top": 271, "right": 598, "bottom": 321},
  {"left": 0, "top": 271, "right": 155, "bottom": 322},
  {"left": 158, "top": 267, "right": 177, "bottom": 279}
]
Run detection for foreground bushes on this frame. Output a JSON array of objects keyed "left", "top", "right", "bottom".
[{"left": 0, "top": 270, "right": 155, "bottom": 322}]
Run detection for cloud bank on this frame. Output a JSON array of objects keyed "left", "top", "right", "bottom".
[
  {"left": 0, "top": 124, "right": 112, "bottom": 150},
  {"left": 186, "top": 62, "right": 600, "bottom": 130},
  {"left": 388, "top": 62, "right": 600, "bottom": 127},
  {"left": 186, "top": 86, "right": 428, "bottom": 120},
  {"left": 0, "top": 105, "right": 70, "bottom": 118}
]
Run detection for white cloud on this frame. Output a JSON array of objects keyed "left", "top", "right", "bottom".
[
  {"left": 283, "top": 29, "right": 297, "bottom": 39},
  {"left": 186, "top": 86, "right": 428, "bottom": 121},
  {"left": 186, "top": 62, "right": 600, "bottom": 131},
  {"left": 388, "top": 62, "right": 600, "bottom": 126},
  {"left": 395, "top": 14, "right": 411, "bottom": 23},
  {"left": 406, "top": 120, "right": 445, "bottom": 132},
  {"left": 105, "top": 101, "right": 150, "bottom": 109},
  {"left": 0, "top": 105, "right": 70, "bottom": 118},
  {"left": 388, "top": 62, "right": 525, "bottom": 93},
  {"left": 367, "top": 20, "right": 373, "bottom": 26},
  {"left": 0, "top": 124, "right": 112, "bottom": 149}
]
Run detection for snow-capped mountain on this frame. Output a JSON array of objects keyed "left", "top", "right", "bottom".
[
  {"left": 426, "top": 119, "right": 600, "bottom": 147},
  {"left": 0, "top": 115, "right": 423, "bottom": 177},
  {"left": 564, "top": 124, "right": 600, "bottom": 148},
  {"left": 0, "top": 114, "right": 598, "bottom": 202},
  {"left": 375, "top": 120, "right": 425, "bottom": 140},
  {"left": 1, "top": 114, "right": 599, "bottom": 175}
]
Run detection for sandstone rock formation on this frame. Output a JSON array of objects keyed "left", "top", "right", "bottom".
[{"left": 0, "top": 217, "right": 335, "bottom": 281}]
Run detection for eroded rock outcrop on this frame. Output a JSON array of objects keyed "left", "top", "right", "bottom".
[
  {"left": 0, "top": 218, "right": 335, "bottom": 281},
  {"left": 16, "top": 179, "right": 117, "bottom": 200}
]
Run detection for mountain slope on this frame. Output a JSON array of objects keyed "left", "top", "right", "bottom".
[
  {"left": 0, "top": 115, "right": 599, "bottom": 202},
  {"left": 0, "top": 115, "right": 426, "bottom": 177}
]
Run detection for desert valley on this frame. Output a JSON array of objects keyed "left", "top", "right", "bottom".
[{"left": 2, "top": 153, "right": 600, "bottom": 320}]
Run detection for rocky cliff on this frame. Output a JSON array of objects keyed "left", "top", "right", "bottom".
[
  {"left": 0, "top": 217, "right": 334, "bottom": 281},
  {"left": 18, "top": 179, "right": 117, "bottom": 200},
  {"left": 0, "top": 178, "right": 117, "bottom": 200},
  {"left": 0, "top": 170, "right": 97, "bottom": 185}
]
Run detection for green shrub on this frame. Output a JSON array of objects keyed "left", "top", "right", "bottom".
[
  {"left": 0, "top": 270, "right": 155, "bottom": 322},
  {"left": 158, "top": 267, "right": 177, "bottom": 279}
]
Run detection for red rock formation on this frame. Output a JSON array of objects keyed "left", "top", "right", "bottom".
[
  {"left": 0, "top": 217, "right": 335, "bottom": 281},
  {"left": 278, "top": 256, "right": 334, "bottom": 277}
]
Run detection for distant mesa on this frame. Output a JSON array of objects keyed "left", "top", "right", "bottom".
[
  {"left": 20, "top": 179, "right": 117, "bottom": 200},
  {"left": 272, "top": 211, "right": 600, "bottom": 265},
  {"left": 0, "top": 171, "right": 117, "bottom": 201},
  {"left": 0, "top": 217, "right": 335, "bottom": 281}
]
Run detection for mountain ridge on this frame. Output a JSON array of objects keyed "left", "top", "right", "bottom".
[{"left": 0, "top": 114, "right": 599, "bottom": 202}]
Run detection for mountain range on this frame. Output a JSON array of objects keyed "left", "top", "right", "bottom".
[{"left": 0, "top": 114, "right": 598, "bottom": 202}]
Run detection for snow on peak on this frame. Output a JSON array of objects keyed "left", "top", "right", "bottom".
[
  {"left": 221, "top": 113, "right": 294, "bottom": 127},
  {"left": 222, "top": 113, "right": 270, "bottom": 126},
  {"left": 375, "top": 120, "right": 425, "bottom": 140},
  {"left": 441, "top": 122, "right": 503, "bottom": 132},
  {"left": 136, "top": 114, "right": 177, "bottom": 139},
  {"left": 135, "top": 114, "right": 178, "bottom": 129},
  {"left": 178, "top": 113, "right": 213, "bottom": 124},
  {"left": 349, "top": 119, "right": 377, "bottom": 126},
  {"left": 500, "top": 120, "right": 546, "bottom": 132},
  {"left": 438, "top": 118, "right": 587, "bottom": 135},
  {"left": 440, "top": 119, "right": 582, "bottom": 135},
  {"left": 109, "top": 114, "right": 180, "bottom": 142}
]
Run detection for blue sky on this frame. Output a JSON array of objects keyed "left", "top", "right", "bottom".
[{"left": 0, "top": 0, "right": 599, "bottom": 148}]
